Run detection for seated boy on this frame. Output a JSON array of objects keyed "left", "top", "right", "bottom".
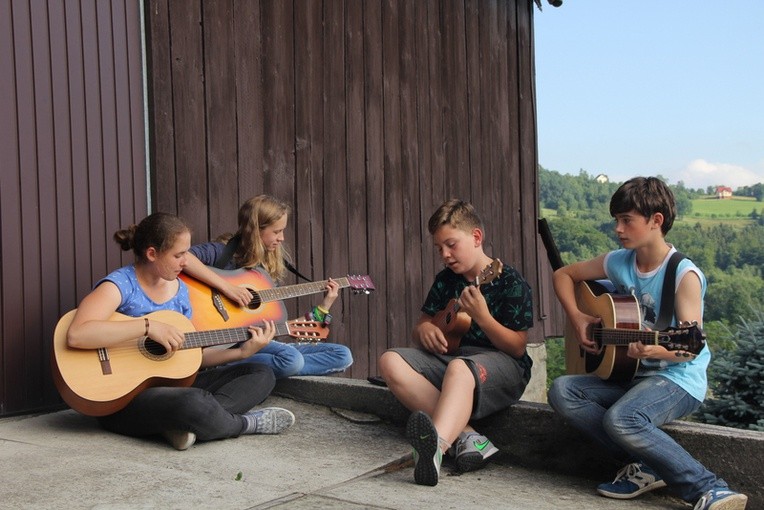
[{"left": 379, "top": 199, "right": 534, "bottom": 486}]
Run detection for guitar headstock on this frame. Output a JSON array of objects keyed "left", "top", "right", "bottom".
[
  {"left": 475, "top": 259, "right": 503, "bottom": 286},
  {"left": 347, "top": 274, "right": 376, "bottom": 294},
  {"left": 286, "top": 320, "right": 329, "bottom": 341},
  {"left": 658, "top": 322, "right": 707, "bottom": 355}
]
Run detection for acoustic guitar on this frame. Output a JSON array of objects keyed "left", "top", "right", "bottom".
[
  {"left": 179, "top": 268, "right": 375, "bottom": 330},
  {"left": 430, "top": 259, "right": 503, "bottom": 354},
  {"left": 566, "top": 280, "right": 706, "bottom": 381},
  {"left": 51, "top": 309, "right": 327, "bottom": 417}
]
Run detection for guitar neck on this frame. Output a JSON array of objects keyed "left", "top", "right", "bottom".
[
  {"left": 595, "top": 328, "right": 658, "bottom": 347},
  {"left": 256, "top": 278, "right": 351, "bottom": 303},
  {"left": 180, "top": 322, "right": 293, "bottom": 349}
]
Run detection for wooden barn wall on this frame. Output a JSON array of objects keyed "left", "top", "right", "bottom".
[
  {"left": 146, "top": 0, "right": 549, "bottom": 380},
  {"left": 0, "top": 0, "right": 147, "bottom": 416}
]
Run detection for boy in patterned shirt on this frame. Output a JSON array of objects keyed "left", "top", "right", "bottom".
[{"left": 379, "top": 199, "right": 534, "bottom": 486}]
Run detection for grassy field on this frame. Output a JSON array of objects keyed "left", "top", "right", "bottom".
[
  {"left": 679, "top": 196, "right": 760, "bottom": 227},
  {"left": 541, "top": 197, "right": 762, "bottom": 227}
]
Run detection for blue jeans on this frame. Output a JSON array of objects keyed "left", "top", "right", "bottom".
[
  {"left": 239, "top": 341, "right": 353, "bottom": 378},
  {"left": 548, "top": 374, "right": 726, "bottom": 503}
]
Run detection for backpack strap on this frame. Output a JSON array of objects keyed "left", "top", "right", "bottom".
[{"left": 653, "top": 251, "right": 687, "bottom": 331}]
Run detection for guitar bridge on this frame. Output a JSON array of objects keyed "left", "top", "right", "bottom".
[
  {"left": 212, "top": 290, "right": 230, "bottom": 321},
  {"left": 98, "top": 347, "right": 112, "bottom": 375}
]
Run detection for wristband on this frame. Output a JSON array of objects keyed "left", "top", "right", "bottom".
[{"left": 144, "top": 317, "right": 150, "bottom": 337}]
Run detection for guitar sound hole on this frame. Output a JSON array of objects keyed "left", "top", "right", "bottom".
[
  {"left": 139, "top": 338, "right": 173, "bottom": 361},
  {"left": 247, "top": 291, "right": 262, "bottom": 310}
]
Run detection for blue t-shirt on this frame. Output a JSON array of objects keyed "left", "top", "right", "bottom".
[
  {"left": 603, "top": 246, "right": 710, "bottom": 402},
  {"left": 96, "top": 265, "right": 192, "bottom": 319}
]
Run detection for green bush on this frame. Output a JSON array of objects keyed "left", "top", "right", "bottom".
[{"left": 697, "top": 308, "right": 764, "bottom": 431}]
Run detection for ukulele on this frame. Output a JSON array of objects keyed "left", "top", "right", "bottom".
[{"left": 430, "top": 259, "right": 503, "bottom": 354}]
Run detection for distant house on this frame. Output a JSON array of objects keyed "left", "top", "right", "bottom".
[
  {"left": 595, "top": 173, "right": 609, "bottom": 183},
  {"left": 715, "top": 186, "right": 733, "bottom": 199}
]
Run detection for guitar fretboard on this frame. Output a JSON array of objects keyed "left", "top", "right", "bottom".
[
  {"left": 181, "top": 323, "right": 294, "bottom": 349},
  {"left": 593, "top": 328, "right": 658, "bottom": 347},
  {"left": 256, "top": 278, "right": 352, "bottom": 303}
]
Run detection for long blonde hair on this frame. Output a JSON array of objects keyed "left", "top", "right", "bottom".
[{"left": 233, "top": 195, "right": 291, "bottom": 281}]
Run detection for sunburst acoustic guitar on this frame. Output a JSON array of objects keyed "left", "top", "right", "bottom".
[{"left": 179, "top": 268, "right": 375, "bottom": 330}]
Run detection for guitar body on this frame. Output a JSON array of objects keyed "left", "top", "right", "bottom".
[
  {"left": 431, "top": 299, "right": 473, "bottom": 355},
  {"left": 565, "top": 281, "right": 642, "bottom": 381},
  {"left": 52, "top": 310, "right": 201, "bottom": 417},
  {"left": 180, "top": 268, "right": 287, "bottom": 330}
]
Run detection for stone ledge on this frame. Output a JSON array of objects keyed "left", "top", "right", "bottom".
[{"left": 275, "top": 376, "right": 764, "bottom": 508}]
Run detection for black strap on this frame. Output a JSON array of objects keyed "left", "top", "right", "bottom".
[
  {"left": 213, "top": 234, "right": 241, "bottom": 269},
  {"left": 284, "top": 259, "right": 313, "bottom": 283},
  {"left": 214, "top": 233, "right": 313, "bottom": 283},
  {"left": 653, "top": 251, "right": 686, "bottom": 331}
]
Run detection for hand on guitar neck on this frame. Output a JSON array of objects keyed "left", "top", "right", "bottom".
[{"left": 429, "top": 259, "right": 503, "bottom": 355}]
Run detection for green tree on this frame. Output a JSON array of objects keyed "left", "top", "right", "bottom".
[{"left": 697, "top": 308, "right": 764, "bottom": 431}]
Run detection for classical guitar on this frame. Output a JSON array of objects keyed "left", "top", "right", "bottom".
[
  {"left": 51, "top": 309, "right": 327, "bottom": 417},
  {"left": 431, "top": 259, "right": 503, "bottom": 355},
  {"left": 566, "top": 280, "right": 706, "bottom": 381},
  {"left": 179, "top": 268, "right": 375, "bottom": 330}
]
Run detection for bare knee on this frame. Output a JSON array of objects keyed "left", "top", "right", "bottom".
[
  {"left": 379, "top": 351, "right": 408, "bottom": 384},
  {"left": 444, "top": 359, "right": 475, "bottom": 388}
]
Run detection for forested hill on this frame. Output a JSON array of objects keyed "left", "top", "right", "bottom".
[{"left": 539, "top": 167, "right": 764, "bottom": 323}]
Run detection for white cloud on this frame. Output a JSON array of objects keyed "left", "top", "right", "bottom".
[{"left": 677, "top": 159, "right": 762, "bottom": 190}]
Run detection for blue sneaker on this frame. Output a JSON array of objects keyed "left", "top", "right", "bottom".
[
  {"left": 406, "top": 411, "right": 442, "bottom": 486},
  {"left": 597, "top": 462, "right": 666, "bottom": 499},
  {"left": 693, "top": 488, "right": 748, "bottom": 510}
]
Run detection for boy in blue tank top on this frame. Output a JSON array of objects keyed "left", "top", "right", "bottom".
[{"left": 548, "top": 177, "right": 747, "bottom": 509}]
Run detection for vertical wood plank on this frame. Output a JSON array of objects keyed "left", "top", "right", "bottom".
[
  {"left": 203, "top": 0, "right": 239, "bottom": 237},
  {"left": 170, "top": 0, "right": 208, "bottom": 240},
  {"left": 146, "top": 0, "right": 178, "bottom": 215},
  {"left": 345, "top": 0, "right": 369, "bottom": 376},
  {"left": 362, "top": 0, "right": 388, "bottom": 363}
]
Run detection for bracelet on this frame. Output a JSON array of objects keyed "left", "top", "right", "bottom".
[
  {"left": 144, "top": 317, "right": 150, "bottom": 337},
  {"left": 311, "top": 306, "right": 326, "bottom": 322},
  {"left": 316, "top": 305, "right": 330, "bottom": 315}
]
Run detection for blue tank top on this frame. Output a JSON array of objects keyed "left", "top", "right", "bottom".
[{"left": 604, "top": 247, "right": 710, "bottom": 402}]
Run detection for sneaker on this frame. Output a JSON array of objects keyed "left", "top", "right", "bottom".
[
  {"left": 248, "top": 407, "right": 295, "bottom": 434},
  {"left": 597, "top": 462, "right": 667, "bottom": 499},
  {"left": 406, "top": 411, "right": 442, "bottom": 486},
  {"left": 163, "top": 430, "right": 196, "bottom": 451},
  {"left": 693, "top": 488, "right": 748, "bottom": 510},
  {"left": 454, "top": 432, "right": 499, "bottom": 472}
]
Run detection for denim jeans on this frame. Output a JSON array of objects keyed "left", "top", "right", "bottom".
[
  {"left": 548, "top": 374, "right": 726, "bottom": 503},
  {"left": 237, "top": 340, "right": 353, "bottom": 378}
]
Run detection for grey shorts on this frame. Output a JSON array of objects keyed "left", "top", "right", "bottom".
[{"left": 389, "top": 345, "right": 532, "bottom": 420}]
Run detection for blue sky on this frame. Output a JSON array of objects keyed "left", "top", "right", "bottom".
[{"left": 534, "top": 1, "right": 764, "bottom": 191}]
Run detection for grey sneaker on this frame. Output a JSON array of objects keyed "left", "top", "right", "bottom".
[
  {"left": 406, "top": 411, "right": 442, "bottom": 486},
  {"left": 163, "top": 430, "right": 196, "bottom": 451},
  {"left": 248, "top": 407, "right": 295, "bottom": 434},
  {"left": 454, "top": 432, "right": 499, "bottom": 472}
]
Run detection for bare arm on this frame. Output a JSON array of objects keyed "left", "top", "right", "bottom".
[
  {"left": 552, "top": 254, "right": 608, "bottom": 353},
  {"left": 412, "top": 313, "right": 449, "bottom": 354},
  {"left": 66, "top": 282, "right": 185, "bottom": 353},
  {"left": 183, "top": 252, "right": 251, "bottom": 306}
]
